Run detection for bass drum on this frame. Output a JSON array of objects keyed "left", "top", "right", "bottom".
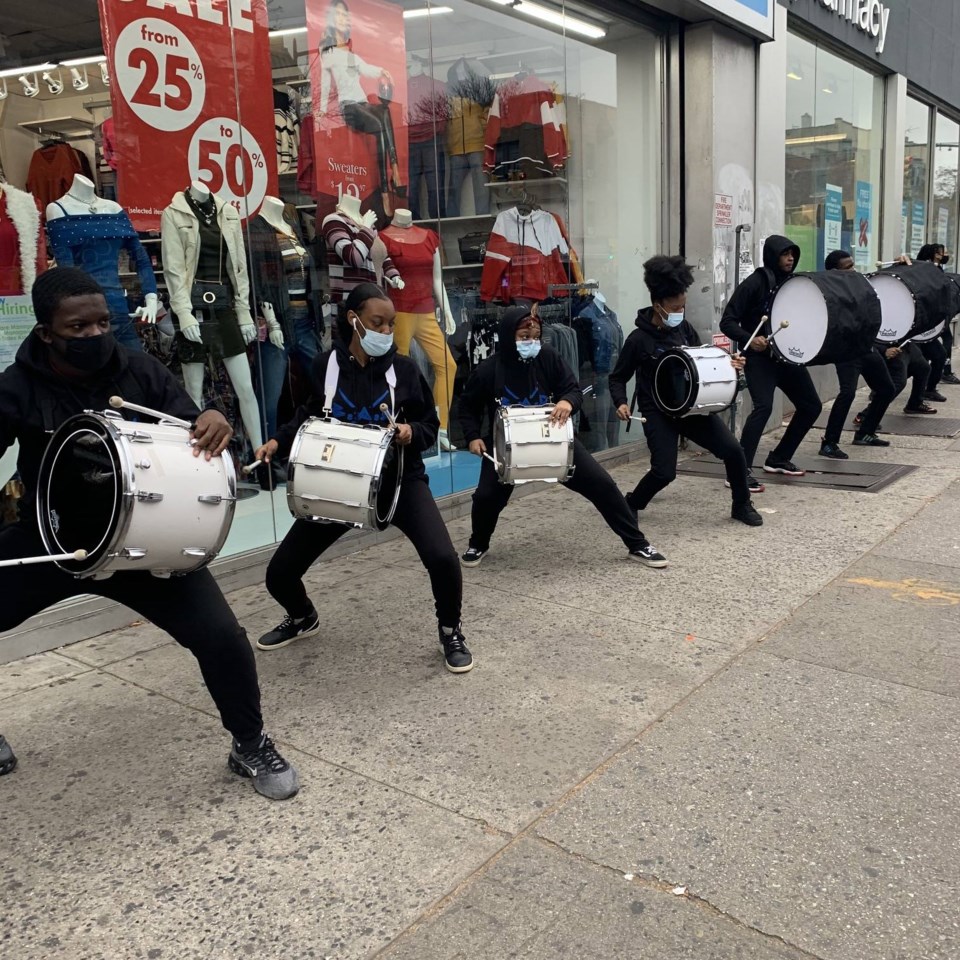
[
  {"left": 652, "top": 346, "right": 737, "bottom": 417},
  {"left": 911, "top": 319, "right": 946, "bottom": 344},
  {"left": 768, "top": 271, "right": 881, "bottom": 365},
  {"left": 867, "top": 261, "right": 955, "bottom": 343}
]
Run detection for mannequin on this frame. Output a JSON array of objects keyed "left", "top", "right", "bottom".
[
  {"left": 0, "top": 182, "right": 45, "bottom": 296},
  {"left": 321, "top": 193, "right": 404, "bottom": 306},
  {"left": 46, "top": 174, "right": 156, "bottom": 350},
  {"left": 249, "top": 195, "right": 325, "bottom": 443},
  {"left": 381, "top": 208, "right": 457, "bottom": 450},
  {"left": 160, "top": 180, "right": 263, "bottom": 449},
  {"left": 446, "top": 57, "right": 492, "bottom": 217},
  {"left": 406, "top": 57, "right": 447, "bottom": 220}
]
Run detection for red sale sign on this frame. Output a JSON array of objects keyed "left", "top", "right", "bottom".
[
  {"left": 306, "top": 0, "right": 408, "bottom": 217},
  {"left": 98, "top": 0, "right": 278, "bottom": 231}
]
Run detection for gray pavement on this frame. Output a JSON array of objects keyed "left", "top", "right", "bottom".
[{"left": 3, "top": 385, "right": 960, "bottom": 960}]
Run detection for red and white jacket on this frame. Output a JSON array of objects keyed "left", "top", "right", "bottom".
[
  {"left": 483, "top": 75, "right": 567, "bottom": 174},
  {"left": 480, "top": 207, "right": 568, "bottom": 302}
]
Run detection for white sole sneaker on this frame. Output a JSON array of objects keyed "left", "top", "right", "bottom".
[{"left": 256, "top": 618, "right": 322, "bottom": 651}]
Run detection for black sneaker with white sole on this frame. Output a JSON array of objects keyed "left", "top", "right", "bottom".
[
  {"left": 228, "top": 733, "right": 300, "bottom": 800},
  {"left": 460, "top": 546, "right": 487, "bottom": 567},
  {"left": 629, "top": 543, "right": 669, "bottom": 568},
  {"left": 0, "top": 734, "right": 17, "bottom": 776},
  {"left": 256, "top": 608, "right": 321, "bottom": 650},
  {"left": 731, "top": 500, "right": 763, "bottom": 526},
  {"left": 763, "top": 456, "right": 805, "bottom": 476},
  {"left": 725, "top": 474, "right": 766, "bottom": 494},
  {"left": 439, "top": 625, "right": 474, "bottom": 673}
]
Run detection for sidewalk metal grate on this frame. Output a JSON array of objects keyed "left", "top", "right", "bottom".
[
  {"left": 676, "top": 455, "right": 916, "bottom": 492},
  {"left": 813, "top": 413, "right": 960, "bottom": 438}
]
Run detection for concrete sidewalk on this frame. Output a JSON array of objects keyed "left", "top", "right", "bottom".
[{"left": 2, "top": 386, "right": 959, "bottom": 960}]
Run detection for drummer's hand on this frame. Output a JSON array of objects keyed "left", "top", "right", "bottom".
[
  {"left": 255, "top": 439, "right": 279, "bottom": 464},
  {"left": 393, "top": 423, "right": 413, "bottom": 446},
  {"left": 616, "top": 403, "right": 630, "bottom": 422},
  {"left": 469, "top": 439, "right": 486, "bottom": 457},
  {"left": 897, "top": 254, "right": 913, "bottom": 265},
  {"left": 750, "top": 336, "right": 768, "bottom": 352},
  {"left": 885, "top": 346, "right": 902, "bottom": 360},
  {"left": 550, "top": 400, "right": 574, "bottom": 426},
  {"left": 730, "top": 354, "right": 746, "bottom": 371},
  {"left": 191, "top": 410, "right": 233, "bottom": 460}
]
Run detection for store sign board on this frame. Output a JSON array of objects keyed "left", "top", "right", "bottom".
[
  {"left": 306, "top": 0, "right": 409, "bottom": 216},
  {"left": 854, "top": 180, "right": 872, "bottom": 270},
  {"left": 817, "top": 0, "right": 891, "bottom": 54},
  {"left": 693, "top": 0, "right": 774, "bottom": 40},
  {"left": 824, "top": 183, "right": 843, "bottom": 252},
  {"left": 911, "top": 201, "right": 926, "bottom": 256},
  {"left": 97, "top": 0, "right": 278, "bottom": 231},
  {"left": 0, "top": 296, "right": 35, "bottom": 373}
]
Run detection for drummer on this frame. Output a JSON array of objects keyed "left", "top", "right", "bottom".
[
  {"left": 719, "top": 235, "right": 822, "bottom": 482},
  {"left": 915, "top": 244, "right": 951, "bottom": 400},
  {"left": 457, "top": 305, "right": 669, "bottom": 568},
  {"left": 0, "top": 268, "right": 299, "bottom": 800},
  {"left": 252, "top": 282, "right": 473, "bottom": 673},
  {"left": 609, "top": 255, "right": 762, "bottom": 527}
]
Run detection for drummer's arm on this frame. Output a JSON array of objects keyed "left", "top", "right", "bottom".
[{"left": 719, "top": 278, "right": 760, "bottom": 345}]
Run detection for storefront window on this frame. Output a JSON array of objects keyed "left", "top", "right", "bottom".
[
  {"left": 932, "top": 112, "right": 959, "bottom": 257},
  {"left": 0, "top": 0, "right": 662, "bottom": 562},
  {"left": 902, "top": 95, "right": 931, "bottom": 257},
  {"left": 784, "top": 31, "right": 884, "bottom": 271}
]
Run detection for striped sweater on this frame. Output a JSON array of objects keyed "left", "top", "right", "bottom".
[{"left": 321, "top": 212, "right": 399, "bottom": 303}]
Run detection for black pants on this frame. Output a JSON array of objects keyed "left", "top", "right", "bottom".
[
  {"left": 942, "top": 326, "right": 954, "bottom": 374},
  {"left": 739, "top": 353, "right": 823, "bottom": 468},
  {"left": 0, "top": 523, "right": 262, "bottom": 744},
  {"left": 921, "top": 338, "right": 947, "bottom": 391},
  {"left": 342, "top": 101, "right": 398, "bottom": 191},
  {"left": 632, "top": 409, "right": 749, "bottom": 507},
  {"left": 469, "top": 438, "right": 647, "bottom": 553},
  {"left": 884, "top": 344, "right": 930, "bottom": 407},
  {"left": 824, "top": 351, "right": 896, "bottom": 443},
  {"left": 266, "top": 475, "right": 461, "bottom": 628}
]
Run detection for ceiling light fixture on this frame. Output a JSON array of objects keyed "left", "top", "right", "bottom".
[
  {"left": 785, "top": 133, "right": 846, "bottom": 145},
  {"left": 786, "top": 63, "right": 804, "bottom": 80},
  {"left": 0, "top": 62, "right": 54, "bottom": 79},
  {"left": 60, "top": 55, "right": 107, "bottom": 67},
  {"left": 18, "top": 73, "right": 40, "bottom": 98},
  {"left": 485, "top": 0, "right": 606, "bottom": 40},
  {"left": 70, "top": 66, "right": 89, "bottom": 91},
  {"left": 0, "top": 79, "right": 7, "bottom": 101},
  {"left": 403, "top": 6, "right": 454, "bottom": 18},
  {"left": 268, "top": 26, "right": 308, "bottom": 37},
  {"left": 42, "top": 69, "right": 64, "bottom": 95},
  {"left": 99, "top": 61, "right": 110, "bottom": 86}
]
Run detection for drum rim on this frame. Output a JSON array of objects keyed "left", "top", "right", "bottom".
[
  {"left": 372, "top": 440, "right": 404, "bottom": 530},
  {"left": 653, "top": 348, "right": 698, "bottom": 416},
  {"left": 768, "top": 273, "right": 830, "bottom": 364},
  {"left": 868, "top": 271, "right": 918, "bottom": 343}
]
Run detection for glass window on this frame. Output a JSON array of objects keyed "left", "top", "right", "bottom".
[
  {"left": 902, "top": 95, "right": 931, "bottom": 257},
  {"left": 784, "top": 31, "right": 884, "bottom": 272},
  {"left": 932, "top": 112, "right": 959, "bottom": 258}
]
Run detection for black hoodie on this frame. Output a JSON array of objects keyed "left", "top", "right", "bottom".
[
  {"left": 458, "top": 307, "right": 583, "bottom": 444},
  {"left": 719, "top": 234, "right": 801, "bottom": 347},
  {"left": 609, "top": 307, "right": 699, "bottom": 413},
  {"left": 272, "top": 339, "right": 438, "bottom": 478},
  {"left": 0, "top": 331, "right": 200, "bottom": 524}
]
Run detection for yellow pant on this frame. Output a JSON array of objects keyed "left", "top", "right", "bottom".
[{"left": 393, "top": 311, "right": 455, "bottom": 430}]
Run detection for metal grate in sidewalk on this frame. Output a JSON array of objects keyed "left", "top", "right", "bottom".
[{"left": 813, "top": 413, "right": 960, "bottom": 438}]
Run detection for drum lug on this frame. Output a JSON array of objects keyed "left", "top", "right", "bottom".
[
  {"left": 197, "top": 494, "right": 237, "bottom": 504},
  {"left": 136, "top": 459, "right": 152, "bottom": 470},
  {"left": 136, "top": 491, "right": 164, "bottom": 503},
  {"left": 181, "top": 547, "right": 209, "bottom": 558},
  {"left": 127, "top": 431, "right": 154, "bottom": 443},
  {"left": 118, "top": 548, "right": 148, "bottom": 560}
]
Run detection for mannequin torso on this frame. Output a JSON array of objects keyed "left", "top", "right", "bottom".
[{"left": 46, "top": 175, "right": 121, "bottom": 220}]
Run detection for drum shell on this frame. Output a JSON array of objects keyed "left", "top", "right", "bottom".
[
  {"left": 652, "top": 346, "right": 737, "bottom": 418},
  {"left": 869, "top": 261, "right": 955, "bottom": 343},
  {"left": 37, "top": 412, "right": 236, "bottom": 578},
  {"left": 287, "top": 418, "right": 402, "bottom": 529},
  {"left": 493, "top": 405, "right": 575, "bottom": 485},
  {"left": 769, "top": 271, "right": 881, "bottom": 365}
]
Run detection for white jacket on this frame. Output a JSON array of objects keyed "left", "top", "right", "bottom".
[{"left": 160, "top": 192, "right": 253, "bottom": 326}]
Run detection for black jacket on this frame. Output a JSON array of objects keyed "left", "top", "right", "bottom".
[
  {"left": 719, "top": 234, "right": 801, "bottom": 347},
  {"left": 0, "top": 331, "right": 200, "bottom": 523},
  {"left": 457, "top": 310, "right": 583, "bottom": 444},
  {"left": 609, "top": 307, "right": 699, "bottom": 413},
  {"left": 272, "top": 340, "right": 438, "bottom": 478}
]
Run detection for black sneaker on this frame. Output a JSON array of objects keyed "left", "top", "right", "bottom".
[
  {"left": 256, "top": 608, "right": 321, "bottom": 650},
  {"left": 0, "top": 735, "right": 17, "bottom": 776},
  {"left": 763, "top": 456, "right": 805, "bottom": 476},
  {"left": 629, "top": 543, "right": 669, "bottom": 568},
  {"left": 904, "top": 403, "right": 937, "bottom": 414},
  {"left": 731, "top": 500, "right": 763, "bottom": 526},
  {"left": 228, "top": 733, "right": 300, "bottom": 800},
  {"left": 818, "top": 442, "right": 848, "bottom": 460},
  {"left": 941, "top": 371, "right": 960, "bottom": 385},
  {"left": 725, "top": 474, "right": 766, "bottom": 494},
  {"left": 460, "top": 546, "right": 487, "bottom": 568},
  {"left": 852, "top": 432, "right": 890, "bottom": 447},
  {"left": 439, "top": 625, "right": 474, "bottom": 673},
  {"left": 923, "top": 390, "right": 947, "bottom": 403},
  {"left": 853, "top": 412, "right": 864, "bottom": 426}
]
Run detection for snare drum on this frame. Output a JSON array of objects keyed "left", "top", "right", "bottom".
[
  {"left": 287, "top": 418, "right": 403, "bottom": 529},
  {"left": 492, "top": 404, "right": 575, "bottom": 485},
  {"left": 652, "top": 346, "right": 736, "bottom": 418},
  {"left": 768, "top": 271, "right": 881, "bottom": 365},
  {"left": 37, "top": 411, "right": 236, "bottom": 579},
  {"left": 868, "top": 261, "right": 954, "bottom": 344}
]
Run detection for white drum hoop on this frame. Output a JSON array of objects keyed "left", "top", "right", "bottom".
[
  {"left": 910, "top": 319, "right": 946, "bottom": 344},
  {"left": 868, "top": 273, "right": 917, "bottom": 343},
  {"left": 492, "top": 404, "right": 575, "bottom": 486}
]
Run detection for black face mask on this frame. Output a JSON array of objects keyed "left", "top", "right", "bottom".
[
  {"left": 942, "top": 255, "right": 950, "bottom": 266},
  {"left": 50, "top": 331, "right": 116, "bottom": 374}
]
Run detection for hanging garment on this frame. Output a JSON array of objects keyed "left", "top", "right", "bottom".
[
  {"left": 100, "top": 118, "right": 118, "bottom": 171},
  {"left": 297, "top": 114, "right": 316, "bottom": 195},
  {"left": 407, "top": 74, "right": 449, "bottom": 143},
  {"left": 321, "top": 211, "right": 399, "bottom": 303},
  {"left": 480, "top": 207, "right": 568, "bottom": 302},
  {"left": 26, "top": 143, "right": 85, "bottom": 211},
  {"left": 0, "top": 184, "right": 46, "bottom": 296},
  {"left": 380, "top": 225, "right": 440, "bottom": 313},
  {"left": 274, "top": 86, "right": 301, "bottom": 175}
]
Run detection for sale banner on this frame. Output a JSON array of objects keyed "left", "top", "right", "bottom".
[
  {"left": 98, "top": 0, "right": 278, "bottom": 231},
  {"left": 306, "top": 0, "right": 408, "bottom": 218}
]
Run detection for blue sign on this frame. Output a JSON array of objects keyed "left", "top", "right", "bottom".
[
  {"left": 854, "top": 181, "right": 872, "bottom": 270},
  {"left": 694, "top": 0, "right": 773, "bottom": 38}
]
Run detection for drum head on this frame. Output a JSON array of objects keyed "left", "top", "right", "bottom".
[
  {"left": 769, "top": 277, "right": 829, "bottom": 363},
  {"left": 39, "top": 416, "right": 122, "bottom": 574},
  {"left": 653, "top": 352, "right": 695, "bottom": 415},
  {"left": 869, "top": 274, "right": 915, "bottom": 342},
  {"left": 374, "top": 442, "right": 403, "bottom": 530}
]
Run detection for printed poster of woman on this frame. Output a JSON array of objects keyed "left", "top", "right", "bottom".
[{"left": 307, "top": 0, "right": 409, "bottom": 220}]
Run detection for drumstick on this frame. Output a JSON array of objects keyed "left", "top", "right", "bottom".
[
  {"left": 109, "top": 396, "right": 192, "bottom": 430},
  {"left": 481, "top": 451, "right": 500, "bottom": 469},
  {"left": 241, "top": 459, "right": 262, "bottom": 476},
  {"left": 0, "top": 549, "right": 87, "bottom": 568},
  {"left": 629, "top": 415, "right": 648, "bottom": 424},
  {"left": 739, "top": 318, "right": 789, "bottom": 356},
  {"left": 737, "top": 314, "right": 770, "bottom": 355},
  {"left": 378, "top": 403, "right": 400, "bottom": 430}
]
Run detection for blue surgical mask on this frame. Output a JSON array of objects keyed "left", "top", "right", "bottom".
[
  {"left": 658, "top": 307, "right": 684, "bottom": 328},
  {"left": 516, "top": 339, "right": 541, "bottom": 360},
  {"left": 353, "top": 318, "right": 394, "bottom": 357}
]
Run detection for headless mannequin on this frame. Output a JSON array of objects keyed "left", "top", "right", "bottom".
[
  {"left": 385, "top": 208, "right": 453, "bottom": 329},
  {"left": 254, "top": 196, "right": 288, "bottom": 349},
  {"left": 179, "top": 181, "right": 263, "bottom": 450},
  {"left": 47, "top": 174, "right": 158, "bottom": 325}
]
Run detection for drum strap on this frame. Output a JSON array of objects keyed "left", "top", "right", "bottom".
[{"left": 322, "top": 352, "right": 396, "bottom": 420}]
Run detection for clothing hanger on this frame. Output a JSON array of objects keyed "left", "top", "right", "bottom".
[{"left": 514, "top": 190, "right": 539, "bottom": 216}]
